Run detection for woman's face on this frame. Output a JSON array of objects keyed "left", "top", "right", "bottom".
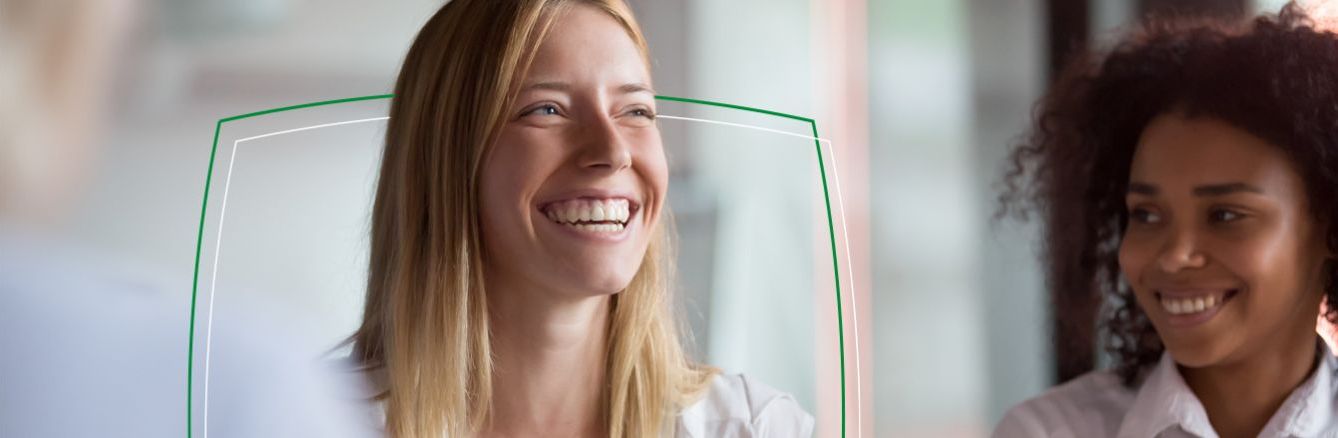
[
  {"left": 479, "top": 5, "right": 665, "bottom": 299},
  {"left": 1119, "top": 112, "right": 1330, "bottom": 368}
]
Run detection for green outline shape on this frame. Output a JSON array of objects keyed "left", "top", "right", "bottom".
[{"left": 189, "top": 94, "right": 848, "bottom": 437}]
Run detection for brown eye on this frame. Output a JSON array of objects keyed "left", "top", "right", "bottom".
[
  {"left": 1208, "top": 208, "right": 1243, "bottom": 223},
  {"left": 1129, "top": 207, "right": 1161, "bottom": 224}
]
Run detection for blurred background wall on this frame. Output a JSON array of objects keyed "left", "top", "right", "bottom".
[{"left": 39, "top": 0, "right": 1297, "bottom": 436}]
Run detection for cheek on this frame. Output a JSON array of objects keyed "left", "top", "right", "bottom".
[
  {"left": 477, "top": 158, "right": 518, "bottom": 258},
  {"left": 1222, "top": 224, "right": 1315, "bottom": 301},
  {"left": 644, "top": 154, "right": 668, "bottom": 196},
  {"left": 636, "top": 135, "right": 669, "bottom": 210},
  {"left": 478, "top": 150, "right": 519, "bottom": 225},
  {"left": 479, "top": 135, "right": 561, "bottom": 240}
]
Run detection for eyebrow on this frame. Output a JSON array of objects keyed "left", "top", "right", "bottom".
[
  {"left": 518, "top": 81, "right": 656, "bottom": 95},
  {"left": 1126, "top": 181, "right": 1265, "bottom": 196},
  {"left": 522, "top": 81, "right": 571, "bottom": 92},
  {"left": 616, "top": 83, "right": 655, "bottom": 95}
]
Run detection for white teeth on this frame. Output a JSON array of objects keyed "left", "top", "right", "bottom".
[
  {"left": 571, "top": 223, "right": 624, "bottom": 233},
  {"left": 1159, "top": 293, "right": 1226, "bottom": 316},
  {"left": 542, "top": 198, "right": 633, "bottom": 232}
]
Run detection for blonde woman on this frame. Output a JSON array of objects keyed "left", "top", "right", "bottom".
[{"left": 346, "top": 1, "right": 815, "bottom": 437}]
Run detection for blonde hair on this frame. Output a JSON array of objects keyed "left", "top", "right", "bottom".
[{"left": 349, "top": 1, "right": 716, "bottom": 437}]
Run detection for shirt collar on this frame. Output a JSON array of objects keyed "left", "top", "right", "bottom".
[
  {"left": 1116, "top": 352, "right": 1217, "bottom": 438},
  {"left": 1115, "top": 340, "right": 1337, "bottom": 438},
  {"left": 1259, "top": 341, "right": 1336, "bottom": 437}
]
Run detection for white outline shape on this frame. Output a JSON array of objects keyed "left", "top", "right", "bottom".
[
  {"left": 656, "top": 114, "right": 834, "bottom": 145},
  {"left": 201, "top": 116, "right": 389, "bottom": 436},
  {"left": 199, "top": 113, "right": 864, "bottom": 438},
  {"left": 658, "top": 112, "right": 863, "bottom": 437},
  {"left": 824, "top": 141, "right": 863, "bottom": 437}
]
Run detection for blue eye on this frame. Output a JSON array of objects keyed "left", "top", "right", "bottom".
[{"left": 524, "top": 104, "right": 560, "bottom": 117}]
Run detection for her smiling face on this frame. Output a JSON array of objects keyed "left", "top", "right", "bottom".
[
  {"left": 1119, "top": 112, "right": 1330, "bottom": 368},
  {"left": 478, "top": 4, "right": 666, "bottom": 299}
]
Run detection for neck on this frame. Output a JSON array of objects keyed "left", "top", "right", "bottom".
[
  {"left": 1180, "top": 335, "right": 1319, "bottom": 438},
  {"left": 484, "top": 278, "right": 611, "bottom": 438}
]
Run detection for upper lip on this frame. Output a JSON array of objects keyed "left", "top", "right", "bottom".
[{"left": 536, "top": 188, "right": 643, "bottom": 212}]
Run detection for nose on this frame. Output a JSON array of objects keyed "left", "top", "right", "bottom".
[
  {"left": 1155, "top": 226, "right": 1208, "bottom": 273},
  {"left": 576, "top": 115, "right": 632, "bottom": 173}
]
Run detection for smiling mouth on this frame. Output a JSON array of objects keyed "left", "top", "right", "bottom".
[
  {"left": 540, "top": 197, "right": 638, "bottom": 233},
  {"left": 1156, "top": 289, "right": 1240, "bottom": 316}
]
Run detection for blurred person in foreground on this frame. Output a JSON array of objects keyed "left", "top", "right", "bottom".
[
  {"left": 995, "top": 2, "right": 1338, "bottom": 437},
  {"left": 0, "top": 0, "right": 372, "bottom": 436}
]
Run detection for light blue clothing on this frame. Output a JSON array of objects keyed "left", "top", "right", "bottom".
[{"left": 0, "top": 231, "right": 372, "bottom": 437}]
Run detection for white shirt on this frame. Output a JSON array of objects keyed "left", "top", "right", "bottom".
[
  {"left": 346, "top": 362, "right": 814, "bottom": 438},
  {"left": 674, "top": 373, "right": 815, "bottom": 438},
  {"left": 993, "top": 342, "right": 1338, "bottom": 438}
]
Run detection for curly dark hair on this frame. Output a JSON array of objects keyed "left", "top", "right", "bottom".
[{"left": 1001, "top": 2, "right": 1338, "bottom": 387}]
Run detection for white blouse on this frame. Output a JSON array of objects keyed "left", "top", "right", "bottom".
[
  {"left": 993, "top": 343, "right": 1338, "bottom": 438},
  {"left": 674, "top": 373, "right": 815, "bottom": 438},
  {"left": 341, "top": 361, "right": 814, "bottom": 438}
]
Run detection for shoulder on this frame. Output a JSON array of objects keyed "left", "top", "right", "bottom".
[
  {"left": 676, "top": 373, "right": 815, "bottom": 438},
  {"left": 992, "top": 370, "right": 1134, "bottom": 438}
]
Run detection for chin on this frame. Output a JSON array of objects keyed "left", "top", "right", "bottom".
[
  {"left": 1161, "top": 334, "right": 1235, "bottom": 369},
  {"left": 1165, "top": 345, "right": 1219, "bottom": 369},
  {"left": 586, "top": 274, "right": 638, "bottom": 296},
  {"left": 553, "top": 266, "right": 638, "bottom": 297},
  {"left": 558, "top": 253, "right": 645, "bottom": 294}
]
